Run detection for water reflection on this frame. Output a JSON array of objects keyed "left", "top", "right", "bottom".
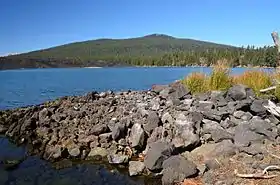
[{"left": 0, "top": 137, "right": 159, "bottom": 185}]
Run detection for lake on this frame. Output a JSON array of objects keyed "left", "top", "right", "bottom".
[
  {"left": 0, "top": 67, "right": 271, "bottom": 110},
  {"left": 0, "top": 67, "right": 273, "bottom": 185}
]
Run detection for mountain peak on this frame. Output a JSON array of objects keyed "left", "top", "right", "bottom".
[{"left": 143, "top": 34, "right": 175, "bottom": 39}]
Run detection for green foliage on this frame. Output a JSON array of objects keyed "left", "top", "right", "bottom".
[
  {"left": 182, "top": 73, "right": 208, "bottom": 94},
  {"left": 5, "top": 34, "right": 278, "bottom": 68}
]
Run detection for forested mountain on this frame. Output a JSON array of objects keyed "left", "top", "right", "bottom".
[{"left": 0, "top": 34, "right": 278, "bottom": 70}]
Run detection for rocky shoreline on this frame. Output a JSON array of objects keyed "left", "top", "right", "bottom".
[{"left": 1, "top": 81, "right": 280, "bottom": 184}]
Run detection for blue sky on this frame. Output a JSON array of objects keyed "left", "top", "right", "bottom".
[{"left": 0, "top": 0, "right": 279, "bottom": 55}]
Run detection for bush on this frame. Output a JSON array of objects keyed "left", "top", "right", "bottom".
[
  {"left": 208, "top": 60, "right": 233, "bottom": 91},
  {"left": 182, "top": 72, "right": 208, "bottom": 94},
  {"left": 233, "top": 70, "right": 273, "bottom": 97}
]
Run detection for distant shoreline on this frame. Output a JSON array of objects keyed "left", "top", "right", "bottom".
[{"left": 0, "top": 65, "right": 278, "bottom": 71}]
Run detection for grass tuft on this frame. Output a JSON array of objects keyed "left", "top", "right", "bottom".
[
  {"left": 208, "top": 59, "right": 233, "bottom": 91},
  {"left": 182, "top": 73, "right": 208, "bottom": 94}
]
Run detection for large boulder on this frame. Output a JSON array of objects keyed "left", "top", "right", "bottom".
[
  {"left": 168, "top": 81, "right": 190, "bottom": 100},
  {"left": 111, "top": 123, "right": 125, "bottom": 140},
  {"left": 161, "top": 155, "right": 198, "bottom": 185},
  {"left": 129, "top": 123, "right": 145, "bottom": 148},
  {"left": 227, "top": 85, "right": 255, "bottom": 101},
  {"left": 143, "top": 111, "right": 160, "bottom": 134},
  {"left": 172, "top": 113, "right": 200, "bottom": 149},
  {"left": 249, "top": 117, "right": 276, "bottom": 139},
  {"left": 234, "top": 123, "right": 265, "bottom": 147},
  {"left": 184, "top": 140, "right": 236, "bottom": 165},
  {"left": 250, "top": 100, "right": 267, "bottom": 117},
  {"left": 144, "top": 141, "right": 175, "bottom": 171}
]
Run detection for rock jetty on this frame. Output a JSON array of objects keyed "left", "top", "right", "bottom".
[{"left": 1, "top": 81, "right": 280, "bottom": 185}]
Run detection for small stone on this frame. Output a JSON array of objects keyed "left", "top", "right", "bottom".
[
  {"left": 233, "top": 111, "right": 245, "bottom": 119},
  {"left": 107, "top": 154, "right": 129, "bottom": 164},
  {"left": 90, "top": 124, "right": 108, "bottom": 135},
  {"left": 87, "top": 147, "right": 108, "bottom": 159},
  {"left": 128, "top": 161, "right": 145, "bottom": 176},
  {"left": 68, "top": 145, "right": 80, "bottom": 157},
  {"left": 241, "top": 112, "right": 253, "bottom": 121}
]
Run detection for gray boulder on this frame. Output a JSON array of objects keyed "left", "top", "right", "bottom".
[
  {"left": 151, "top": 98, "right": 161, "bottom": 111},
  {"left": 168, "top": 81, "right": 190, "bottom": 100},
  {"left": 227, "top": 85, "right": 254, "bottom": 101},
  {"left": 128, "top": 161, "right": 145, "bottom": 176},
  {"left": 250, "top": 100, "right": 267, "bottom": 117},
  {"left": 197, "top": 101, "right": 214, "bottom": 111},
  {"left": 144, "top": 111, "right": 160, "bottom": 134},
  {"left": 249, "top": 117, "right": 275, "bottom": 139},
  {"left": 87, "top": 147, "right": 108, "bottom": 159},
  {"left": 68, "top": 146, "right": 80, "bottom": 157},
  {"left": 111, "top": 123, "right": 125, "bottom": 140},
  {"left": 239, "top": 143, "right": 265, "bottom": 156},
  {"left": 90, "top": 124, "right": 108, "bottom": 136},
  {"left": 233, "top": 110, "right": 245, "bottom": 119},
  {"left": 173, "top": 113, "right": 200, "bottom": 149},
  {"left": 161, "top": 155, "right": 198, "bottom": 185},
  {"left": 234, "top": 123, "right": 264, "bottom": 147},
  {"left": 151, "top": 84, "right": 168, "bottom": 94},
  {"left": 130, "top": 123, "right": 145, "bottom": 148},
  {"left": 210, "top": 129, "right": 233, "bottom": 143},
  {"left": 144, "top": 141, "right": 175, "bottom": 171}
]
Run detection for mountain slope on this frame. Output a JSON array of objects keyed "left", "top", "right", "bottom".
[
  {"left": 19, "top": 34, "right": 235, "bottom": 59},
  {"left": 1, "top": 34, "right": 237, "bottom": 70}
]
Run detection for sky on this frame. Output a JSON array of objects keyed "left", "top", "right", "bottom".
[{"left": 0, "top": 0, "right": 279, "bottom": 56}]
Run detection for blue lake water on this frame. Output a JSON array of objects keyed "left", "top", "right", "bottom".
[
  {"left": 0, "top": 67, "right": 272, "bottom": 110},
  {"left": 0, "top": 67, "right": 274, "bottom": 185}
]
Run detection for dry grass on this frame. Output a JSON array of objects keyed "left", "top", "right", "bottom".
[
  {"left": 182, "top": 59, "right": 280, "bottom": 100},
  {"left": 208, "top": 60, "right": 233, "bottom": 91},
  {"left": 182, "top": 73, "right": 208, "bottom": 94},
  {"left": 232, "top": 70, "right": 273, "bottom": 96}
]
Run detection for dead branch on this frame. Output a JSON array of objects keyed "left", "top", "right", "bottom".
[
  {"left": 263, "top": 165, "right": 280, "bottom": 174},
  {"left": 234, "top": 165, "right": 280, "bottom": 179},
  {"left": 272, "top": 31, "right": 280, "bottom": 53},
  {"left": 260, "top": 86, "right": 277, "bottom": 92}
]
